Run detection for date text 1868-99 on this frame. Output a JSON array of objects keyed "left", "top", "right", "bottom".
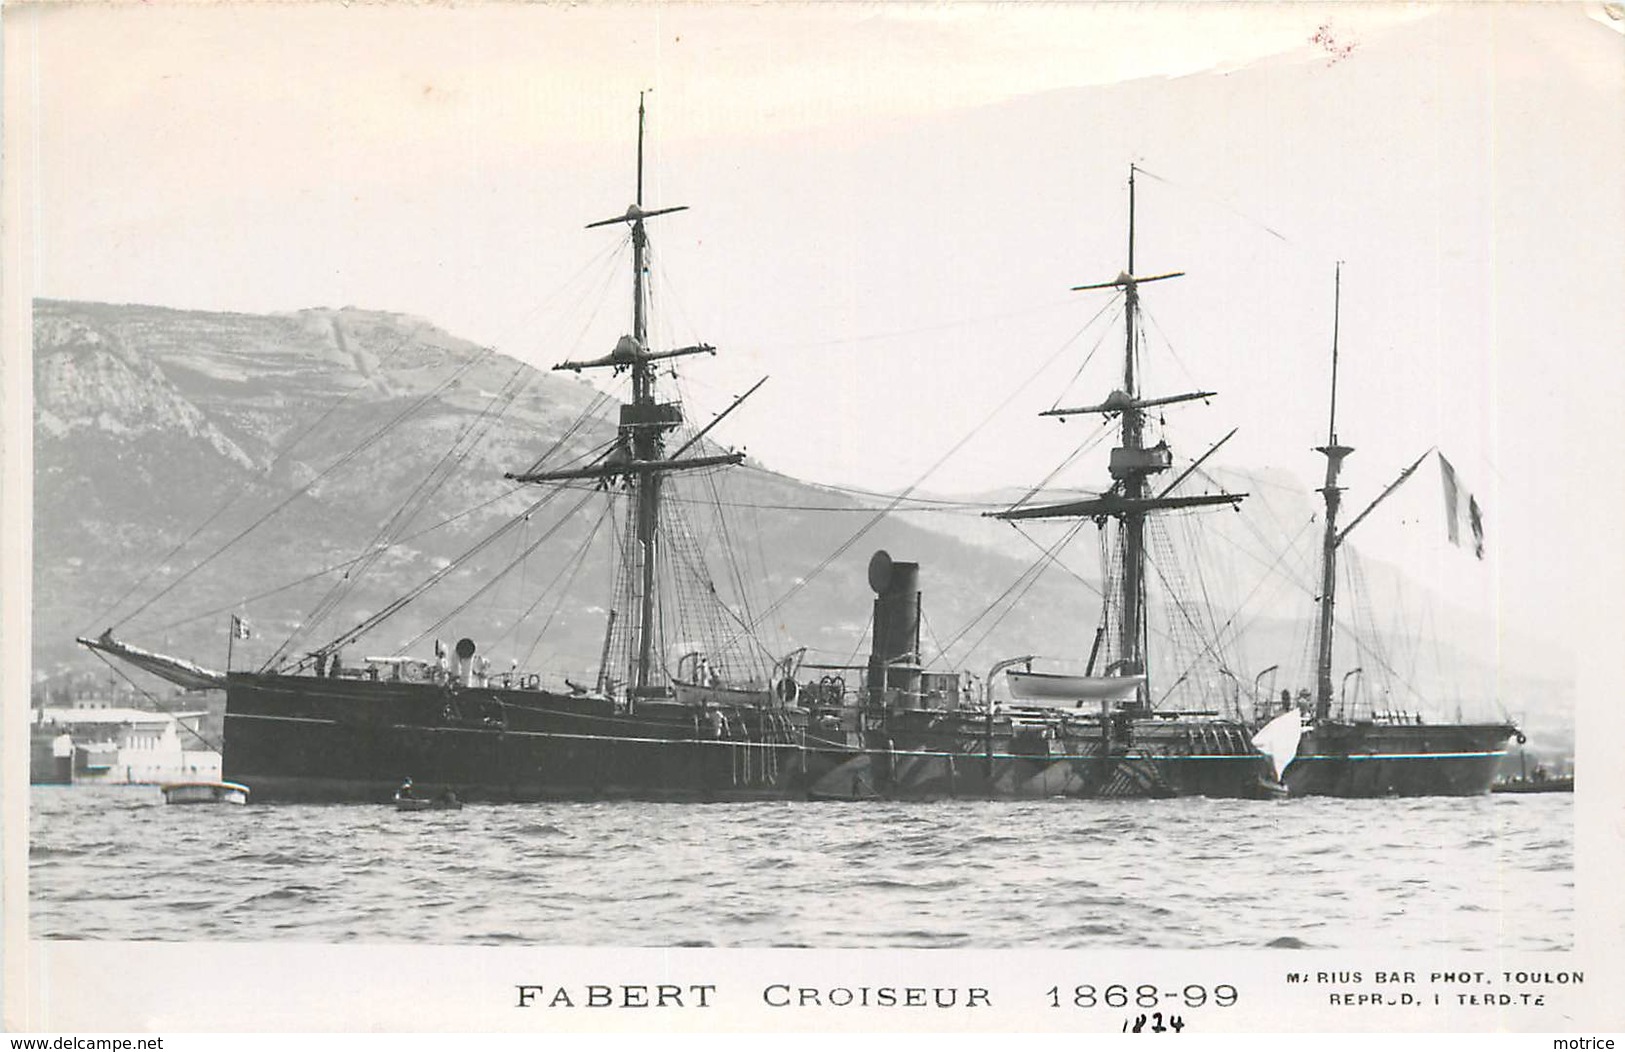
[{"left": 1046, "top": 984, "right": 1239, "bottom": 1011}]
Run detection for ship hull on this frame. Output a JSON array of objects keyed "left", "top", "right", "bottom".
[
  {"left": 807, "top": 709, "right": 1272, "bottom": 801},
  {"left": 224, "top": 674, "right": 1273, "bottom": 802},
  {"left": 1281, "top": 721, "right": 1516, "bottom": 797},
  {"left": 222, "top": 672, "right": 824, "bottom": 803}
]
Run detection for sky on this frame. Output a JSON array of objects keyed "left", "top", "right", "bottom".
[{"left": 6, "top": 1, "right": 1624, "bottom": 654}]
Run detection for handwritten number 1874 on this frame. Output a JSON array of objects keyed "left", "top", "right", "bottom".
[{"left": 1126, "top": 1012, "right": 1185, "bottom": 1033}]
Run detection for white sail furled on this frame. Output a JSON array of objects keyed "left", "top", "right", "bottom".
[
  {"left": 1252, "top": 708, "right": 1305, "bottom": 783},
  {"left": 77, "top": 632, "right": 227, "bottom": 692}
]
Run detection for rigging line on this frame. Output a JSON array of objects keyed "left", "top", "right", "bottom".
[
  {"left": 737, "top": 297, "right": 1121, "bottom": 642},
  {"left": 1148, "top": 520, "right": 1245, "bottom": 707},
  {"left": 1005, "top": 419, "right": 1115, "bottom": 514},
  {"left": 95, "top": 219, "right": 618, "bottom": 635},
  {"left": 1132, "top": 164, "right": 1291, "bottom": 245},
  {"left": 1202, "top": 508, "right": 1321, "bottom": 606},
  {"left": 919, "top": 610, "right": 950, "bottom": 674},
  {"left": 935, "top": 519, "right": 1086, "bottom": 665},
  {"left": 748, "top": 496, "right": 785, "bottom": 659},
  {"left": 700, "top": 468, "right": 766, "bottom": 662},
  {"left": 287, "top": 360, "right": 537, "bottom": 654},
  {"left": 1400, "top": 570, "right": 1428, "bottom": 702},
  {"left": 674, "top": 491, "right": 769, "bottom": 678},
  {"left": 493, "top": 497, "right": 613, "bottom": 670},
  {"left": 95, "top": 330, "right": 481, "bottom": 634},
  {"left": 518, "top": 384, "right": 621, "bottom": 478},
  {"left": 714, "top": 489, "right": 769, "bottom": 649},
  {"left": 732, "top": 466, "right": 978, "bottom": 506},
  {"left": 541, "top": 484, "right": 1016, "bottom": 514},
  {"left": 332, "top": 361, "right": 534, "bottom": 572},
  {"left": 758, "top": 296, "right": 1083, "bottom": 352},
  {"left": 520, "top": 388, "right": 632, "bottom": 478},
  {"left": 1192, "top": 513, "right": 1321, "bottom": 680},
  {"left": 121, "top": 344, "right": 501, "bottom": 635},
  {"left": 1339, "top": 547, "right": 1426, "bottom": 710},
  {"left": 662, "top": 495, "right": 776, "bottom": 671},
  {"left": 1048, "top": 299, "right": 1126, "bottom": 412},
  {"left": 516, "top": 505, "right": 608, "bottom": 675},
  {"left": 951, "top": 521, "right": 1087, "bottom": 669},
  {"left": 601, "top": 489, "right": 634, "bottom": 692},
  {"left": 1138, "top": 304, "right": 1206, "bottom": 403},
  {"left": 1191, "top": 463, "right": 1321, "bottom": 593},
  {"left": 562, "top": 229, "right": 637, "bottom": 356},
  {"left": 1009, "top": 524, "right": 1102, "bottom": 596},
  {"left": 435, "top": 224, "right": 624, "bottom": 386},
  {"left": 841, "top": 609, "right": 876, "bottom": 685},
  {"left": 1011, "top": 514, "right": 1218, "bottom": 661},
  {"left": 529, "top": 231, "right": 637, "bottom": 329},
  {"left": 650, "top": 254, "right": 710, "bottom": 357},
  {"left": 1180, "top": 512, "right": 1232, "bottom": 668},
  {"left": 149, "top": 483, "right": 535, "bottom": 635},
  {"left": 108, "top": 228, "right": 617, "bottom": 637},
  {"left": 1339, "top": 610, "right": 1425, "bottom": 711},
  {"left": 283, "top": 487, "right": 566, "bottom": 671},
  {"left": 403, "top": 487, "right": 603, "bottom": 654},
  {"left": 735, "top": 468, "right": 1015, "bottom": 509},
  {"left": 83, "top": 648, "right": 222, "bottom": 754},
  {"left": 1349, "top": 551, "right": 1389, "bottom": 718}
]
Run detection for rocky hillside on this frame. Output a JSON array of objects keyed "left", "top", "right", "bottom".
[{"left": 32, "top": 299, "right": 1098, "bottom": 691}]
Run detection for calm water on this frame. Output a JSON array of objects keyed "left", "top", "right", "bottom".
[{"left": 29, "top": 786, "right": 1572, "bottom": 950}]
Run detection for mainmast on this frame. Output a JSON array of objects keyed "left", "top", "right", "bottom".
[
  {"left": 506, "top": 95, "right": 742, "bottom": 697},
  {"left": 1117, "top": 168, "right": 1149, "bottom": 696},
  {"left": 990, "top": 165, "right": 1242, "bottom": 707},
  {"left": 1312, "top": 264, "right": 1353, "bottom": 721}
]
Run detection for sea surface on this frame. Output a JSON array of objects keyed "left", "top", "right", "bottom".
[{"left": 28, "top": 786, "right": 1572, "bottom": 950}]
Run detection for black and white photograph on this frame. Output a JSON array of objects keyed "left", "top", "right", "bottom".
[{"left": 3, "top": 1, "right": 1621, "bottom": 1036}]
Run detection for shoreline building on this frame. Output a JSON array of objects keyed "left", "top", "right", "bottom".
[{"left": 30, "top": 699, "right": 221, "bottom": 785}]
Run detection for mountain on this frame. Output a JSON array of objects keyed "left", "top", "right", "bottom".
[{"left": 31, "top": 298, "right": 1099, "bottom": 694}]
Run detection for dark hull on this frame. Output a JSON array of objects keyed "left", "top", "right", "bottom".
[
  {"left": 807, "top": 709, "right": 1272, "bottom": 801},
  {"left": 1282, "top": 721, "right": 1516, "bottom": 797},
  {"left": 223, "top": 673, "right": 820, "bottom": 803},
  {"left": 224, "top": 673, "right": 1273, "bottom": 802}
]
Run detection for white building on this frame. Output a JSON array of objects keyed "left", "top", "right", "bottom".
[{"left": 33, "top": 704, "right": 221, "bottom": 784}]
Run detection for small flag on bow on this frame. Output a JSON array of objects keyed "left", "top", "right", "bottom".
[
  {"left": 231, "top": 614, "right": 252, "bottom": 639},
  {"left": 1437, "top": 453, "right": 1485, "bottom": 560}
]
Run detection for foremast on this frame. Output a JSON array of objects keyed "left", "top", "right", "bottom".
[
  {"left": 505, "top": 95, "right": 743, "bottom": 697},
  {"left": 990, "top": 166, "right": 1242, "bottom": 707}
]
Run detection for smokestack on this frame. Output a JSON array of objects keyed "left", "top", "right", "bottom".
[{"left": 865, "top": 550, "right": 922, "bottom": 708}]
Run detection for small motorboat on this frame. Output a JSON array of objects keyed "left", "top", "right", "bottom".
[
  {"left": 393, "top": 793, "right": 463, "bottom": 811},
  {"left": 161, "top": 781, "right": 250, "bottom": 805},
  {"left": 1492, "top": 750, "right": 1573, "bottom": 794},
  {"left": 1492, "top": 775, "right": 1574, "bottom": 794}
]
